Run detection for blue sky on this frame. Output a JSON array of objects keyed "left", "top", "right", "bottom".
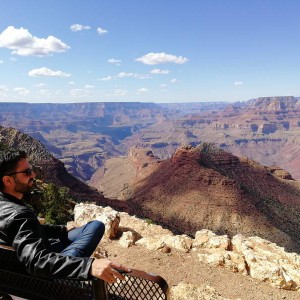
[{"left": 0, "top": 0, "right": 300, "bottom": 103}]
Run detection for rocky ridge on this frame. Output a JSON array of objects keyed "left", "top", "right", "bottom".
[
  {"left": 98, "top": 145, "right": 300, "bottom": 253},
  {"left": 71, "top": 203, "right": 300, "bottom": 299}
]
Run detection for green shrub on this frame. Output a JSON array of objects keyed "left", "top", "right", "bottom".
[{"left": 28, "top": 183, "right": 74, "bottom": 225}]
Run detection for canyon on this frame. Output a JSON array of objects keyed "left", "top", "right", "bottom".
[
  {"left": 1, "top": 126, "right": 300, "bottom": 299},
  {"left": 0, "top": 96, "right": 299, "bottom": 182}
]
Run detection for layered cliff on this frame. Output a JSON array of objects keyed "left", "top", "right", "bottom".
[{"left": 124, "top": 96, "right": 300, "bottom": 179}]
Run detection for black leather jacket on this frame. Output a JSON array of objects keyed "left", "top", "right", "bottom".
[{"left": 0, "top": 191, "right": 93, "bottom": 279}]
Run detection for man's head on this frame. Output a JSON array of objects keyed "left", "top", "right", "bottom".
[{"left": 0, "top": 150, "right": 36, "bottom": 199}]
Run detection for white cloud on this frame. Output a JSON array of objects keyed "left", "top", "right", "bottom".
[
  {"left": 28, "top": 67, "right": 71, "bottom": 77},
  {"left": 68, "top": 81, "right": 75, "bottom": 85},
  {"left": 14, "top": 87, "right": 30, "bottom": 95},
  {"left": 97, "top": 27, "right": 108, "bottom": 35},
  {"left": 117, "top": 72, "right": 151, "bottom": 79},
  {"left": 160, "top": 84, "right": 167, "bottom": 87},
  {"left": 234, "top": 81, "right": 244, "bottom": 86},
  {"left": 108, "top": 58, "right": 121, "bottom": 65},
  {"left": 0, "top": 26, "right": 70, "bottom": 57},
  {"left": 150, "top": 69, "right": 170, "bottom": 74},
  {"left": 70, "top": 24, "right": 91, "bottom": 32},
  {"left": 136, "top": 52, "right": 188, "bottom": 65},
  {"left": 137, "top": 88, "right": 149, "bottom": 94},
  {"left": 117, "top": 72, "right": 136, "bottom": 78},
  {"left": 85, "top": 84, "right": 95, "bottom": 89},
  {"left": 99, "top": 76, "right": 113, "bottom": 81},
  {"left": 0, "top": 60, "right": 3, "bottom": 64},
  {"left": 171, "top": 78, "right": 177, "bottom": 83},
  {"left": 34, "top": 83, "right": 45, "bottom": 87}
]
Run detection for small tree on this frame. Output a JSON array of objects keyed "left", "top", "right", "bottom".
[{"left": 38, "top": 183, "right": 74, "bottom": 224}]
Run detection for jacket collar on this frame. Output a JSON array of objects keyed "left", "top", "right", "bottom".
[{"left": 0, "top": 191, "right": 26, "bottom": 207}]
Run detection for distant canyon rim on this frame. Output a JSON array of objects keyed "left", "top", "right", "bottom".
[{"left": 0, "top": 96, "right": 299, "bottom": 185}]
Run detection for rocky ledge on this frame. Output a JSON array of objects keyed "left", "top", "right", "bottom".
[{"left": 71, "top": 203, "right": 300, "bottom": 298}]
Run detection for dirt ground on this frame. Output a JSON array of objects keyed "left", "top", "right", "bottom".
[{"left": 98, "top": 238, "right": 299, "bottom": 300}]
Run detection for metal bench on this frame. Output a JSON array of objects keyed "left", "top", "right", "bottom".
[{"left": 0, "top": 245, "right": 168, "bottom": 300}]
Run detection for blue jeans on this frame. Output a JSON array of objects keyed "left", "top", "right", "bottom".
[{"left": 49, "top": 220, "right": 105, "bottom": 257}]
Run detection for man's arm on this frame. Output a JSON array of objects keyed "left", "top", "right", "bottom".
[
  {"left": 7, "top": 209, "right": 93, "bottom": 279},
  {"left": 7, "top": 208, "right": 131, "bottom": 282}
]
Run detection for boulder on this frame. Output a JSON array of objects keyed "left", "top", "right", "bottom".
[
  {"left": 136, "top": 236, "right": 170, "bottom": 253},
  {"left": 136, "top": 234, "right": 192, "bottom": 253},
  {"left": 119, "top": 231, "right": 135, "bottom": 248},
  {"left": 163, "top": 234, "right": 193, "bottom": 253},
  {"left": 232, "top": 234, "right": 300, "bottom": 290},
  {"left": 74, "top": 203, "right": 120, "bottom": 239},
  {"left": 193, "top": 229, "right": 230, "bottom": 250},
  {"left": 198, "top": 249, "right": 247, "bottom": 275}
]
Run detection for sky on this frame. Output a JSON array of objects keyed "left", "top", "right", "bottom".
[{"left": 1, "top": 0, "right": 300, "bottom": 103}]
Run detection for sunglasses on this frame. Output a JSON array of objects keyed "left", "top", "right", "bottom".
[{"left": 6, "top": 168, "right": 34, "bottom": 177}]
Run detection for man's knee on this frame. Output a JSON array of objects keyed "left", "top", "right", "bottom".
[{"left": 88, "top": 220, "right": 105, "bottom": 236}]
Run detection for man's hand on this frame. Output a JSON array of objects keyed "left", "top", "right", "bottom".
[{"left": 90, "top": 258, "right": 131, "bottom": 283}]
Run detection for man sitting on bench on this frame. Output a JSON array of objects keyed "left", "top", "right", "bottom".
[{"left": 0, "top": 149, "right": 130, "bottom": 283}]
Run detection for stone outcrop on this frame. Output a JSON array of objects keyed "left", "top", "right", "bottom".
[
  {"left": 198, "top": 249, "right": 247, "bottom": 275},
  {"left": 76, "top": 203, "right": 300, "bottom": 292},
  {"left": 74, "top": 203, "right": 120, "bottom": 239},
  {"left": 193, "top": 229, "right": 230, "bottom": 250},
  {"left": 136, "top": 234, "right": 192, "bottom": 253},
  {"left": 232, "top": 235, "right": 300, "bottom": 290},
  {"left": 119, "top": 231, "right": 135, "bottom": 248},
  {"left": 268, "top": 166, "right": 293, "bottom": 180}
]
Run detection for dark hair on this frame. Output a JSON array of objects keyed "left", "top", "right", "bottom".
[{"left": 0, "top": 150, "right": 27, "bottom": 190}]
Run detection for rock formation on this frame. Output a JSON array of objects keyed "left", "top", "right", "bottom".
[
  {"left": 1, "top": 97, "right": 299, "bottom": 180},
  {"left": 98, "top": 145, "right": 300, "bottom": 253},
  {"left": 74, "top": 203, "right": 300, "bottom": 296}
]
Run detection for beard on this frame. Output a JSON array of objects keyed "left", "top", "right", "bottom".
[{"left": 13, "top": 177, "right": 35, "bottom": 195}]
